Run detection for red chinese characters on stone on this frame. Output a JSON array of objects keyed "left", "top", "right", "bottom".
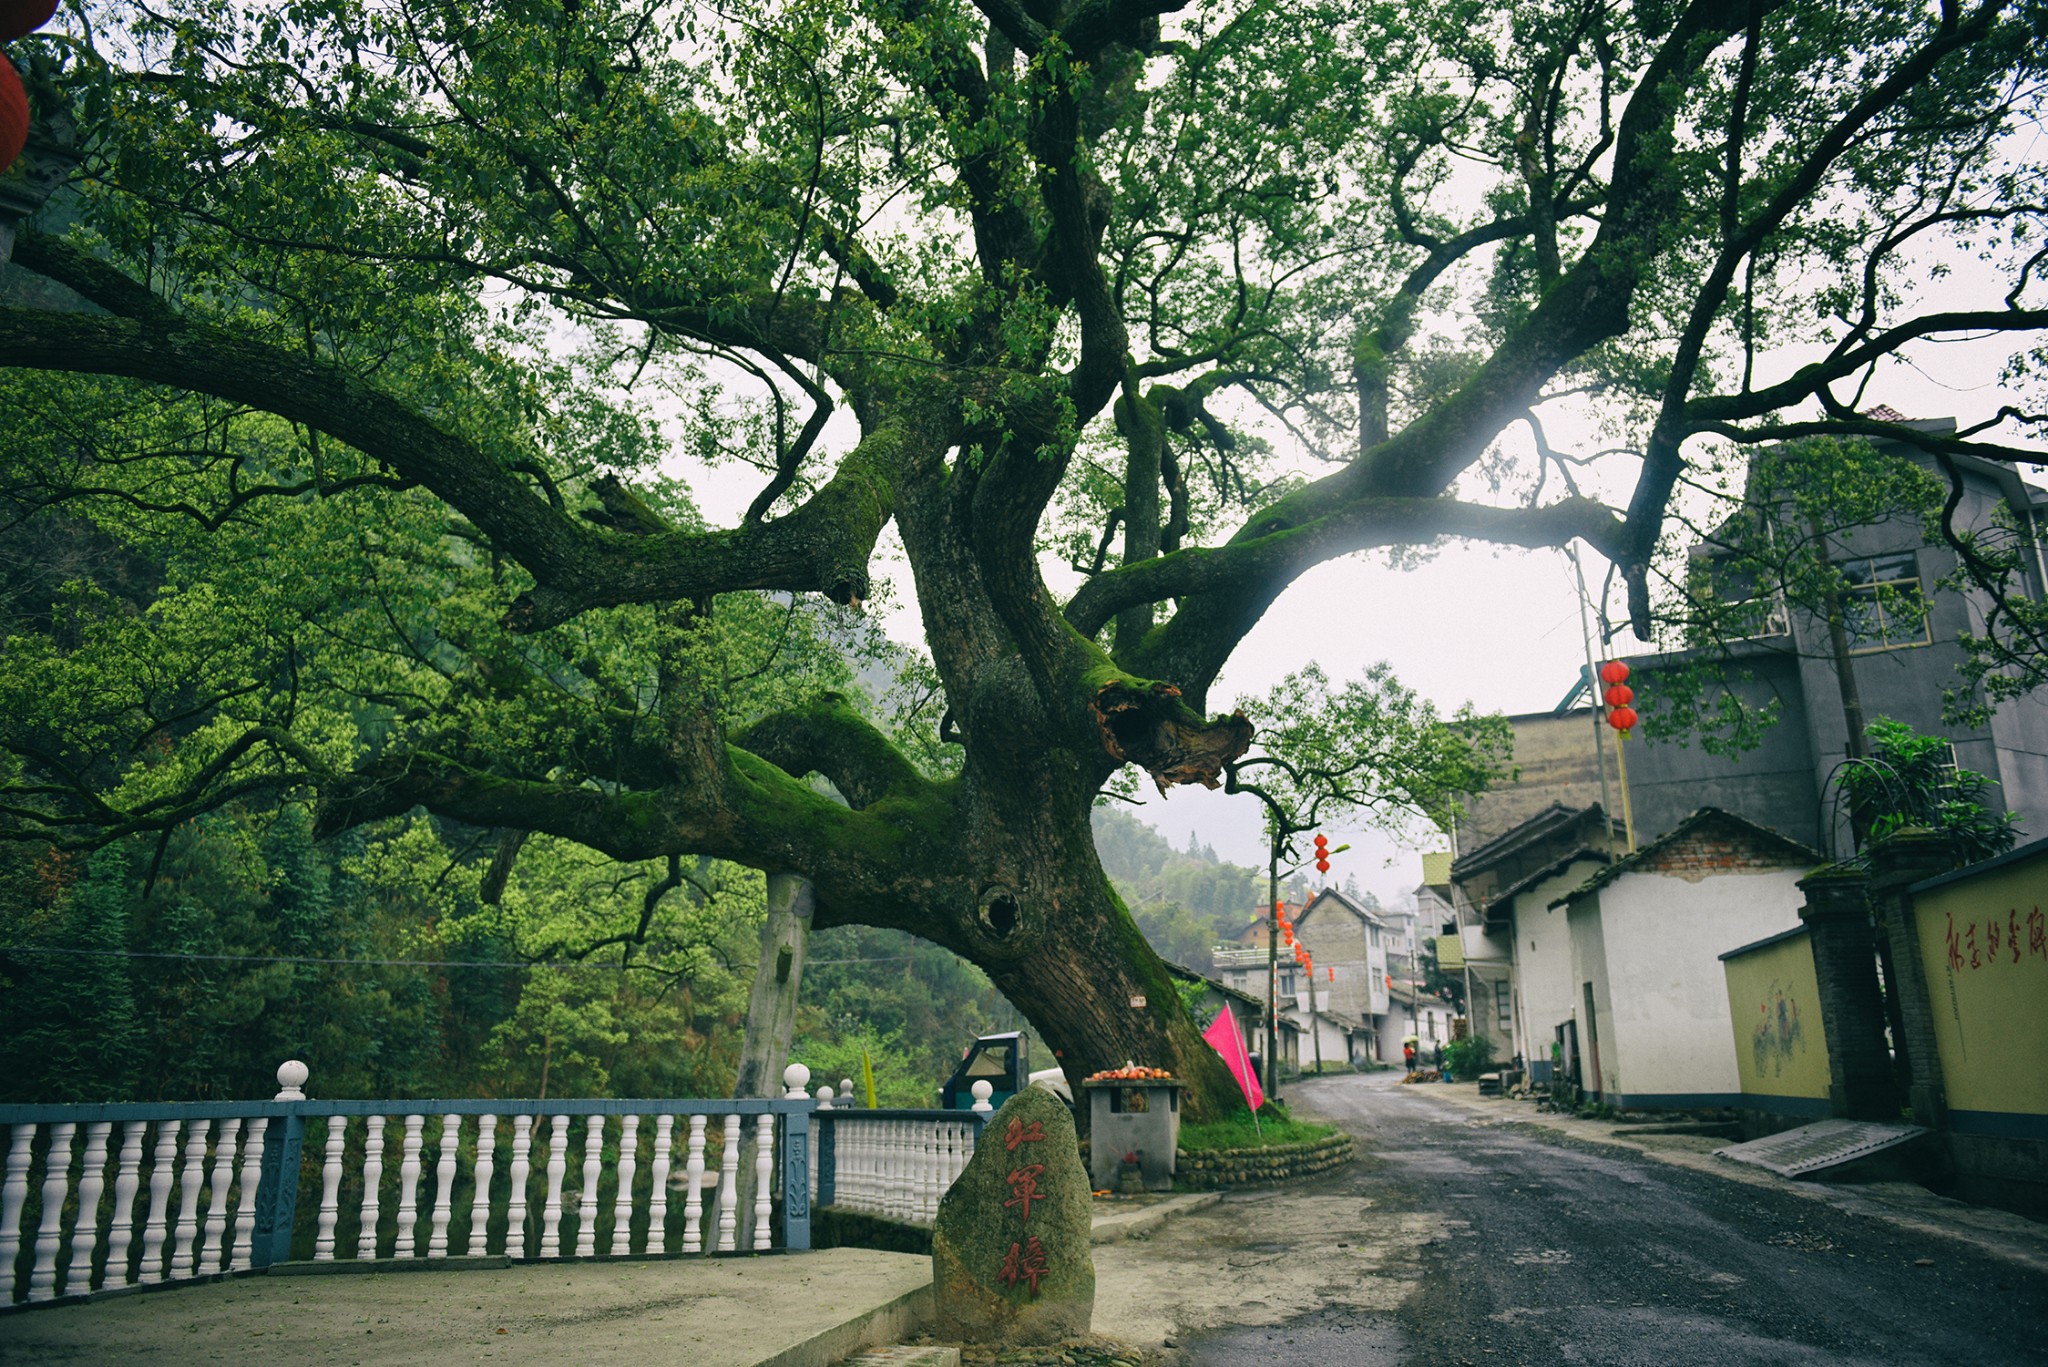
[
  {"left": 2012, "top": 909, "right": 2025, "bottom": 965},
  {"left": 2029, "top": 907, "right": 2046, "bottom": 960},
  {"left": 1967, "top": 921, "right": 1981, "bottom": 969},
  {"left": 1000, "top": 1236, "right": 1048, "bottom": 1296},
  {"left": 1005, "top": 1117, "right": 1045, "bottom": 1152},
  {"left": 1947, "top": 913, "right": 1965, "bottom": 972},
  {"left": 1989, "top": 918, "right": 2003, "bottom": 959},
  {"left": 1003, "top": 1163, "right": 1047, "bottom": 1222}
]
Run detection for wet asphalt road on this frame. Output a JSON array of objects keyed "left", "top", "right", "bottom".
[{"left": 1181, "top": 1074, "right": 2048, "bottom": 1367}]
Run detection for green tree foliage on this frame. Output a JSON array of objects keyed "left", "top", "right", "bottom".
[
  {"left": 2, "top": 0, "right": 2045, "bottom": 1112},
  {"left": 1840, "top": 717, "right": 2020, "bottom": 866},
  {"left": 1090, "top": 807, "right": 1258, "bottom": 968},
  {"left": 795, "top": 923, "right": 1023, "bottom": 1102}
]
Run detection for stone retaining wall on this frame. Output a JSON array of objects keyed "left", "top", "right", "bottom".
[{"left": 1173, "top": 1133, "right": 1354, "bottom": 1190}]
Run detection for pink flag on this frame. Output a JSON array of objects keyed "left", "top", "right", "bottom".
[{"left": 1202, "top": 1005, "right": 1264, "bottom": 1115}]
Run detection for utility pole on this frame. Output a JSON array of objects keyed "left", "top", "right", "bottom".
[{"left": 1266, "top": 831, "right": 1281, "bottom": 1101}]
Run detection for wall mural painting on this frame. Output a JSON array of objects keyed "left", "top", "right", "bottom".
[{"left": 1751, "top": 984, "right": 1807, "bottom": 1078}]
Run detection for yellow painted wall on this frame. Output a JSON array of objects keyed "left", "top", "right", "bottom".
[
  {"left": 1913, "top": 851, "right": 2048, "bottom": 1118},
  {"left": 1721, "top": 931, "right": 1831, "bottom": 1101}
]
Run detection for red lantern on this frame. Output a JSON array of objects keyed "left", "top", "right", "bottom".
[
  {"left": 1599, "top": 660, "right": 1630, "bottom": 685},
  {"left": 1313, "top": 832, "right": 1330, "bottom": 874},
  {"left": 1603, "top": 683, "right": 1633, "bottom": 707},
  {"left": 1607, "top": 705, "right": 1638, "bottom": 733},
  {"left": 0, "top": 56, "right": 24, "bottom": 174},
  {"left": 1327, "top": 966, "right": 1334, "bottom": 982},
  {"left": 0, "top": 0, "right": 57, "bottom": 42}
]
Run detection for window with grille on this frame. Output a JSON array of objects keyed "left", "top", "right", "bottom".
[{"left": 1841, "top": 552, "right": 1930, "bottom": 651}]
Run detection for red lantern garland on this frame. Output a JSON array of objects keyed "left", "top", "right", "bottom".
[
  {"left": 1600, "top": 661, "right": 1638, "bottom": 734},
  {"left": 0, "top": 56, "right": 24, "bottom": 172},
  {"left": 0, "top": 0, "right": 58, "bottom": 42},
  {"left": 0, "top": 0, "right": 56, "bottom": 175},
  {"left": 1313, "top": 832, "right": 1330, "bottom": 874}
]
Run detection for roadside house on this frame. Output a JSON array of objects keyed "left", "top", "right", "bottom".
[{"left": 1551, "top": 808, "right": 1823, "bottom": 1108}]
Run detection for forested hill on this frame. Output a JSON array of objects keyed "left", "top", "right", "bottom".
[{"left": 1090, "top": 808, "right": 1262, "bottom": 972}]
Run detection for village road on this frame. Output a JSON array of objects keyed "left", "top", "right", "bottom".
[{"left": 1147, "top": 1072, "right": 2048, "bottom": 1367}]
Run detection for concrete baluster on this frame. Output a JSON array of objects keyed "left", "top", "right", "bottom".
[
  {"left": 355, "top": 1116, "right": 385, "bottom": 1260},
  {"left": 862, "top": 1120, "right": 878, "bottom": 1218},
  {"left": 506, "top": 1116, "right": 533, "bottom": 1258},
  {"left": 539, "top": 1115, "right": 569, "bottom": 1259},
  {"left": 201, "top": 1118, "right": 243, "bottom": 1273},
  {"left": 681, "top": 1116, "right": 706, "bottom": 1254},
  {"left": 715, "top": 1114, "right": 741, "bottom": 1253},
  {"left": 647, "top": 1115, "right": 674, "bottom": 1254},
  {"left": 105, "top": 1121, "right": 146, "bottom": 1287},
  {"left": 890, "top": 1121, "right": 908, "bottom": 1221},
  {"left": 0, "top": 1123, "right": 32, "bottom": 1302},
  {"left": 919, "top": 1123, "right": 937, "bottom": 1223},
  {"left": 467, "top": 1116, "right": 497, "bottom": 1258},
  {"left": 611, "top": 1115, "right": 639, "bottom": 1256},
  {"left": 848, "top": 1120, "right": 865, "bottom": 1213},
  {"left": 753, "top": 1114, "right": 774, "bottom": 1250},
  {"left": 171, "top": 1120, "right": 209, "bottom": 1278},
  {"left": 27, "top": 1121, "right": 76, "bottom": 1300},
  {"left": 395, "top": 1114, "right": 425, "bottom": 1258},
  {"left": 138, "top": 1120, "right": 180, "bottom": 1284},
  {"left": 66, "top": 1122, "right": 110, "bottom": 1292},
  {"left": 428, "top": 1114, "right": 460, "bottom": 1258},
  {"left": 575, "top": 1115, "right": 603, "bottom": 1258},
  {"left": 231, "top": 1120, "right": 267, "bottom": 1271},
  {"left": 807, "top": 1115, "right": 820, "bottom": 1209},
  {"left": 310, "top": 1118, "right": 344, "bottom": 1262}
]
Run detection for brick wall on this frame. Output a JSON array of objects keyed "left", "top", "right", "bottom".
[{"left": 1640, "top": 824, "right": 1810, "bottom": 882}]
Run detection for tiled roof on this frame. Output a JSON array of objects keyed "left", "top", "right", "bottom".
[{"left": 1548, "top": 807, "right": 1823, "bottom": 907}]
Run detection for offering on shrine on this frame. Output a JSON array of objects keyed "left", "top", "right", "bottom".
[{"left": 1083, "top": 1063, "right": 1174, "bottom": 1082}]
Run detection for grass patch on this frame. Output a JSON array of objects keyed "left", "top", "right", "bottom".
[{"left": 1178, "top": 1104, "right": 1338, "bottom": 1151}]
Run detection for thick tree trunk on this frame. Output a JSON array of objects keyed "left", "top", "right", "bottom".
[
  {"left": 980, "top": 892, "right": 1243, "bottom": 1122},
  {"left": 732, "top": 873, "right": 813, "bottom": 1251}
]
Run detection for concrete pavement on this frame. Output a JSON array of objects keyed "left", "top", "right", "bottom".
[
  {"left": 0, "top": 1250, "right": 934, "bottom": 1367},
  {"left": 0, "top": 1196, "right": 1226, "bottom": 1367}
]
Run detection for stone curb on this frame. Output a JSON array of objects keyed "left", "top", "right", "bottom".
[
  {"left": 1173, "top": 1133, "right": 1354, "bottom": 1190},
  {"left": 1382, "top": 1081, "right": 2048, "bottom": 1275},
  {"left": 1088, "top": 1192, "right": 1222, "bottom": 1245},
  {"left": 756, "top": 1282, "right": 934, "bottom": 1367}
]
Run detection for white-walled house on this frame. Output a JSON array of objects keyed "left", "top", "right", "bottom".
[
  {"left": 1552, "top": 808, "right": 1822, "bottom": 1108},
  {"left": 1447, "top": 803, "right": 1618, "bottom": 1075},
  {"left": 1374, "top": 984, "right": 1458, "bottom": 1066}
]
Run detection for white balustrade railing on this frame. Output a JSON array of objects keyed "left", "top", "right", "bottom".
[
  {"left": 1, "top": 1060, "right": 1007, "bottom": 1304},
  {"left": 0, "top": 1062, "right": 819, "bottom": 1305},
  {"left": 804, "top": 1078, "right": 993, "bottom": 1228}
]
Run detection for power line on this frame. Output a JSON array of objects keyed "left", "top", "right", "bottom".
[{"left": 0, "top": 945, "right": 918, "bottom": 971}]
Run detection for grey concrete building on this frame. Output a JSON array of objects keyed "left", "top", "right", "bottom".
[{"left": 1460, "top": 425, "right": 2048, "bottom": 858}]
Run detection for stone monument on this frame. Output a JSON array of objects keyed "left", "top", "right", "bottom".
[{"left": 930, "top": 1084, "right": 1094, "bottom": 1343}]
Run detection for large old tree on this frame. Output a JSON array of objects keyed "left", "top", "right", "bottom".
[{"left": 2, "top": 0, "right": 2044, "bottom": 1111}]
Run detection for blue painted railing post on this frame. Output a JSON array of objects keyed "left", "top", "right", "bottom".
[
  {"left": 778, "top": 1106, "right": 812, "bottom": 1251},
  {"left": 252, "top": 1112, "right": 305, "bottom": 1268}
]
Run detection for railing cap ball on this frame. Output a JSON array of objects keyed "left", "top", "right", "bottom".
[
  {"left": 816, "top": 1085, "right": 835, "bottom": 1110},
  {"left": 275, "top": 1059, "right": 309, "bottom": 1100},
  {"left": 970, "top": 1080, "right": 994, "bottom": 1113},
  {"left": 782, "top": 1063, "right": 811, "bottom": 1099}
]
